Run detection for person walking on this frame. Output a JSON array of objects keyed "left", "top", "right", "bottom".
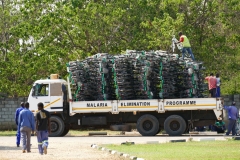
[
  {"left": 224, "top": 102, "right": 239, "bottom": 136},
  {"left": 177, "top": 32, "right": 195, "bottom": 60},
  {"left": 18, "top": 102, "right": 35, "bottom": 153},
  {"left": 15, "top": 102, "right": 25, "bottom": 147},
  {"left": 205, "top": 73, "right": 217, "bottom": 97},
  {"left": 36, "top": 102, "right": 51, "bottom": 155},
  {"left": 216, "top": 73, "right": 221, "bottom": 97}
]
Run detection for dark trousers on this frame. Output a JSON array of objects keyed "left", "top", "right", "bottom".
[
  {"left": 37, "top": 131, "right": 49, "bottom": 154},
  {"left": 226, "top": 119, "right": 236, "bottom": 136},
  {"left": 216, "top": 87, "right": 220, "bottom": 97},
  {"left": 16, "top": 127, "right": 21, "bottom": 145},
  {"left": 182, "top": 47, "right": 195, "bottom": 60},
  {"left": 211, "top": 125, "right": 225, "bottom": 133},
  {"left": 209, "top": 88, "right": 216, "bottom": 97}
]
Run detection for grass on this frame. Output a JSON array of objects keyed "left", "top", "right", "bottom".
[
  {"left": 0, "top": 130, "right": 122, "bottom": 136},
  {"left": 0, "top": 130, "right": 16, "bottom": 136},
  {"left": 104, "top": 141, "right": 240, "bottom": 160}
]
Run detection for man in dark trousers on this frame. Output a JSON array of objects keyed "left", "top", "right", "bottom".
[
  {"left": 178, "top": 32, "right": 195, "bottom": 60},
  {"left": 205, "top": 73, "right": 217, "bottom": 97},
  {"left": 18, "top": 102, "right": 35, "bottom": 153},
  {"left": 224, "top": 102, "right": 239, "bottom": 136},
  {"left": 36, "top": 102, "right": 51, "bottom": 155},
  {"left": 15, "top": 102, "right": 25, "bottom": 147}
]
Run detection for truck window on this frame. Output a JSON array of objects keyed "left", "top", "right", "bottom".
[
  {"left": 50, "top": 83, "right": 62, "bottom": 96},
  {"left": 32, "top": 84, "right": 49, "bottom": 96}
]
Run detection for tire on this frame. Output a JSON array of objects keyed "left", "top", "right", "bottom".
[
  {"left": 164, "top": 115, "right": 186, "bottom": 136},
  {"left": 137, "top": 114, "right": 159, "bottom": 136},
  {"left": 60, "top": 127, "right": 70, "bottom": 137},
  {"left": 49, "top": 116, "right": 65, "bottom": 137}
]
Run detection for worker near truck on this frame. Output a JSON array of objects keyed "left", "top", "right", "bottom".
[
  {"left": 18, "top": 102, "right": 35, "bottom": 153},
  {"left": 15, "top": 102, "right": 25, "bottom": 147},
  {"left": 36, "top": 102, "right": 51, "bottom": 155},
  {"left": 224, "top": 102, "right": 239, "bottom": 136},
  {"left": 211, "top": 120, "right": 226, "bottom": 133},
  {"left": 177, "top": 32, "right": 195, "bottom": 60},
  {"left": 205, "top": 73, "right": 217, "bottom": 98}
]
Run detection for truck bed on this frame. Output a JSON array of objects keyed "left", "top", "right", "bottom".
[{"left": 69, "top": 98, "right": 223, "bottom": 114}]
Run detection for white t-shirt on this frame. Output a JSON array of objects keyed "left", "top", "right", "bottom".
[{"left": 216, "top": 77, "right": 220, "bottom": 87}]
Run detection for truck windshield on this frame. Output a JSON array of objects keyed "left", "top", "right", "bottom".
[{"left": 32, "top": 84, "right": 49, "bottom": 96}]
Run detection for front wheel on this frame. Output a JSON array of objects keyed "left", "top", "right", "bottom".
[
  {"left": 60, "top": 127, "right": 70, "bottom": 136},
  {"left": 137, "top": 114, "right": 159, "bottom": 136},
  {"left": 49, "top": 116, "right": 65, "bottom": 137},
  {"left": 164, "top": 115, "right": 186, "bottom": 136}
]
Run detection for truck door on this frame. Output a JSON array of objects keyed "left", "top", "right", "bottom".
[
  {"left": 49, "top": 83, "right": 63, "bottom": 111},
  {"left": 30, "top": 83, "right": 50, "bottom": 112}
]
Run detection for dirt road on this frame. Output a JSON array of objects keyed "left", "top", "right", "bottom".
[{"left": 0, "top": 136, "right": 122, "bottom": 160}]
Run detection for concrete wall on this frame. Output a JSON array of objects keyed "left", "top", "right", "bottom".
[
  {"left": 0, "top": 96, "right": 239, "bottom": 130},
  {"left": 0, "top": 97, "right": 27, "bottom": 130}
]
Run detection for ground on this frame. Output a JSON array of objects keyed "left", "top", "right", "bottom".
[
  {"left": 0, "top": 134, "right": 227, "bottom": 160},
  {"left": 0, "top": 136, "right": 122, "bottom": 160}
]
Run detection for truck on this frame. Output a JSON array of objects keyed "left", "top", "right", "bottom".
[{"left": 28, "top": 74, "right": 223, "bottom": 137}]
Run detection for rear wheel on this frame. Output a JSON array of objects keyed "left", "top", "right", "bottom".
[
  {"left": 164, "top": 115, "right": 186, "bottom": 136},
  {"left": 137, "top": 114, "right": 159, "bottom": 136},
  {"left": 49, "top": 116, "right": 65, "bottom": 137}
]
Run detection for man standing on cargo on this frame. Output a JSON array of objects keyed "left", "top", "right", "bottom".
[
  {"left": 18, "top": 102, "right": 35, "bottom": 153},
  {"left": 205, "top": 73, "right": 217, "bottom": 97},
  {"left": 216, "top": 73, "right": 221, "bottom": 97},
  {"left": 36, "top": 102, "right": 51, "bottom": 155},
  {"left": 177, "top": 32, "right": 195, "bottom": 60},
  {"left": 224, "top": 102, "right": 239, "bottom": 136},
  {"left": 15, "top": 102, "right": 25, "bottom": 147}
]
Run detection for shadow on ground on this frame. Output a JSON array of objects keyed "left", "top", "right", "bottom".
[{"left": 0, "top": 146, "right": 39, "bottom": 150}]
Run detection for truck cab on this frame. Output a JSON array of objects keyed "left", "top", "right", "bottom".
[{"left": 28, "top": 75, "right": 69, "bottom": 136}]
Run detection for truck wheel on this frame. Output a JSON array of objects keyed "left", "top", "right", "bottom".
[
  {"left": 164, "top": 115, "right": 186, "bottom": 136},
  {"left": 60, "top": 127, "right": 70, "bottom": 137},
  {"left": 137, "top": 114, "right": 159, "bottom": 136},
  {"left": 49, "top": 116, "right": 65, "bottom": 137}
]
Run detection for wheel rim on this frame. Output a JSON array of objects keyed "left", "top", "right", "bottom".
[
  {"left": 170, "top": 120, "right": 180, "bottom": 131},
  {"left": 143, "top": 120, "right": 153, "bottom": 131},
  {"left": 51, "top": 121, "right": 59, "bottom": 132}
]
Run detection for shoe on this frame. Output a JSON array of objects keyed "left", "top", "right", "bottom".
[
  {"left": 40, "top": 153, "right": 43, "bottom": 155},
  {"left": 43, "top": 146, "right": 47, "bottom": 154},
  {"left": 17, "top": 144, "right": 20, "bottom": 147},
  {"left": 22, "top": 150, "right": 26, "bottom": 153},
  {"left": 27, "top": 151, "right": 31, "bottom": 153}
]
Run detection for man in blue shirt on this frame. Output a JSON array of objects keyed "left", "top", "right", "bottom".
[
  {"left": 15, "top": 102, "right": 25, "bottom": 147},
  {"left": 18, "top": 102, "right": 35, "bottom": 153},
  {"left": 224, "top": 102, "right": 239, "bottom": 136}
]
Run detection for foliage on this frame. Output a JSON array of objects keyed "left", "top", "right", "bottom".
[{"left": 1, "top": 0, "right": 240, "bottom": 96}]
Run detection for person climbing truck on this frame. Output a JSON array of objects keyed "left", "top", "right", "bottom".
[{"left": 177, "top": 32, "right": 195, "bottom": 60}]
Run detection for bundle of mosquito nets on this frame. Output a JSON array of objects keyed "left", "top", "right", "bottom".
[{"left": 67, "top": 50, "right": 207, "bottom": 101}]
